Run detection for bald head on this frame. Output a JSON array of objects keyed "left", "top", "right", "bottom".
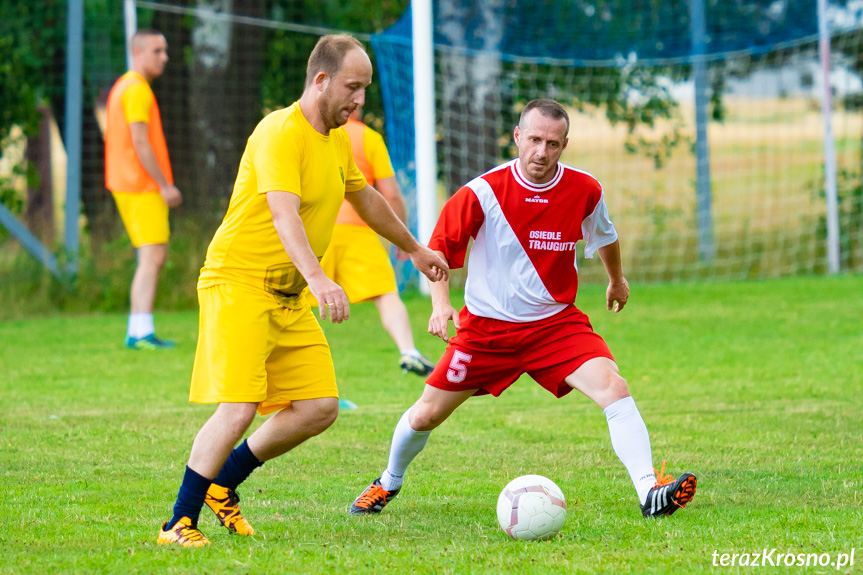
[{"left": 305, "top": 34, "right": 367, "bottom": 88}]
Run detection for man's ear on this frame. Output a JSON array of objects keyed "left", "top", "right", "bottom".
[
  {"left": 513, "top": 125, "right": 521, "bottom": 145},
  {"left": 314, "top": 71, "right": 329, "bottom": 93}
]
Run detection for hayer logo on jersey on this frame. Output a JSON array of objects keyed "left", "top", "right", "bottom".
[{"left": 528, "top": 229, "right": 576, "bottom": 251}]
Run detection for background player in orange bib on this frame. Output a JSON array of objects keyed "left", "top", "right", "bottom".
[
  {"left": 307, "top": 106, "right": 435, "bottom": 376},
  {"left": 105, "top": 29, "right": 182, "bottom": 349}
]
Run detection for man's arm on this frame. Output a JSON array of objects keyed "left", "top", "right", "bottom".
[
  {"left": 596, "top": 239, "right": 629, "bottom": 313},
  {"left": 130, "top": 122, "right": 182, "bottom": 207},
  {"left": 345, "top": 184, "right": 448, "bottom": 283},
  {"left": 267, "top": 191, "right": 349, "bottom": 323},
  {"left": 427, "top": 250, "right": 460, "bottom": 342}
]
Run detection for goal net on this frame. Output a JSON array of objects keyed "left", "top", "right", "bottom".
[{"left": 372, "top": 1, "right": 863, "bottom": 284}]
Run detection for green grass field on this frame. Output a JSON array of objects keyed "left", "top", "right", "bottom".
[{"left": 2, "top": 275, "right": 862, "bottom": 574}]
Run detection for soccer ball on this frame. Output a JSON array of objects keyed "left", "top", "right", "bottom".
[{"left": 497, "top": 474, "right": 567, "bottom": 541}]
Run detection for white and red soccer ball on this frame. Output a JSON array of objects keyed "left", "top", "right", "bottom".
[{"left": 497, "top": 474, "right": 567, "bottom": 541}]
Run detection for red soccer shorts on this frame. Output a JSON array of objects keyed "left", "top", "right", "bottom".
[{"left": 426, "top": 305, "right": 614, "bottom": 398}]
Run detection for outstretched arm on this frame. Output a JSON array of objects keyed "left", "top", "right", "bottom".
[
  {"left": 597, "top": 239, "right": 629, "bottom": 313},
  {"left": 346, "top": 185, "right": 448, "bottom": 283}
]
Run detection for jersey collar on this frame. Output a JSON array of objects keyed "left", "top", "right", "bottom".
[{"left": 510, "top": 159, "right": 564, "bottom": 192}]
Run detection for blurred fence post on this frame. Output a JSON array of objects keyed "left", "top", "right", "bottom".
[
  {"left": 64, "top": 0, "right": 84, "bottom": 274},
  {"left": 413, "top": 0, "right": 436, "bottom": 295},
  {"left": 690, "top": 0, "right": 714, "bottom": 261},
  {"left": 818, "top": 0, "right": 840, "bottom": 274},
  {"left": 124, "top": 0, "right": 137, "bottom": 70}
]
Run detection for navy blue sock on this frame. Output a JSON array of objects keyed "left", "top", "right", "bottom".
[
  {"left": 213, "top": 439, "right": 264, "bottom": 491},
  {"left": 168, "top": 466, "right": 212, "bottom": 529}
]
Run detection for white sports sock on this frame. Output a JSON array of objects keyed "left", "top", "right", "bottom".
[
  {"left": 380, "top": 408, "right": 430, "bottom": 492},
  {"left": 400, "top": 348, "right": 422, "bottom": 358},
  {"left": 127, "top": 313, "right": 155, "bottom": 339},
  {"left": 604, "top": 396, "right": 657, "bottom": 505}
]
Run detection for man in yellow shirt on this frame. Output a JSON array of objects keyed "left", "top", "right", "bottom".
[
  {"left": 310, "top": 106, "right": 434, "bottom": 376},
  {"left": 105, "top": 29, "right": 182, "bottom": 349},
  {"left": 157, "top": 34, "right": 448, "bottom": 547}
]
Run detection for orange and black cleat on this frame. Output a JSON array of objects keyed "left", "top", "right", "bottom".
[
  {"left": 641, "top": 461, "right": 697, "bottom": 518},
  {"left": 157, "top": 516, "right": 210, "bottom": 547},
  {"left": 350, "top": 477, "right": 400, "bottom": 515},
  {"left": 205, "top": 483, "right": 255, "bottom": 535}
]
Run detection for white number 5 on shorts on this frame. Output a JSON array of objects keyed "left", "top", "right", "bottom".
[{"left": 447, "top": 350, "right": 473, "bottom": 383}]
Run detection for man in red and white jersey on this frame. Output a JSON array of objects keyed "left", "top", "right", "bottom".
[{"left": 350, "top": 99, "right": 697, "bottom": 519}]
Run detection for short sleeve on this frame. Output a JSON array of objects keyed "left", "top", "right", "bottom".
[
  {"left": 122, "top": 81, "right": 154, "bottom": 124},
  {"left": 582, "top": 192, "right": 618, "bottom": 259},
  {"left": 365, "top": 129, "right": 395, "bottom": 181},
  {"left": 428, "top": 186, "right": 485, "bottom": 269},
  {"left": 255, "top": 129, "right": 303, "bottom": 197}
]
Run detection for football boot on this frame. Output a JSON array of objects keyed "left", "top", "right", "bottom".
[{"left": 350, "top": 477, "right": 400, "bottom": 515}]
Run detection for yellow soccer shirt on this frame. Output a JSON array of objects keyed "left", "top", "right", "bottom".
[{"left": 198, "top": 102, "right": 367, "bottom": 304}]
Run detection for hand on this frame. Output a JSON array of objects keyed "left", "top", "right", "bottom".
[
  {"left": 308, "top": 276, "right": 350, "bottom": 323},
  {"left": 160, "top": 184, "right": 183, "bottom": 208},
  {"left": 606, "top": 277, "right": 629, "bottom": 313},
  {"left": 408, "top": 246, "right": 449, "bottom": 283},
  {"left": 428, "top": 302, "right": 460, "bottom": 342}
]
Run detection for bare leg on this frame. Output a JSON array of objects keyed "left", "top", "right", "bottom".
[
  {"left": 246, "top": 397, "right": 339, "bottom": 462},
  {"left": 131, "top": 243, "right": 167, "bottom": 314},
  {"left": 408, "top": 385, "right": 477, "bottom": 431},
  {"left": 373, "top": 292, "right": 415, "bottom": 352},
  {"left": 188, "top": 402, "right": 258, "bottom": 478},
  {"left": 564, "top": 356, "right": 630, "bottom": 408}
]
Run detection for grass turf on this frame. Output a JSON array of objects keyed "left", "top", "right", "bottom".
[{"left": 1, "top": 275, "right": 861, "bottom": 574}]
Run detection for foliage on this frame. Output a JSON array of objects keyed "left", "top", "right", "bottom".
[
  {"left": 262, "top": 0, "right": 408, "bottom": 124},
  {"left": 1, "top": 277, "right": 862, "bottom": 573},
  {"left": 0, "top": 2, "right": 64, "bottom": 145},
  {"left": 0, "top": 216, "right": 218, "bottom": 321},
  {"left": 811, "top": 168, "right": 863, "bottom": 269}
]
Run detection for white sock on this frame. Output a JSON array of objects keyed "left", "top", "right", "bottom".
[
  {"left": 380, "top": 408, "right": 430, "bottom": 492},
  {"left": 400, "top": 348, "right": 422, "bottom": 358},
  {"left": 604, "top": 396, "right": 656, "bottom": 505},
  {"left": 127, "top": 313, "right": 155, "bottom": 339}
]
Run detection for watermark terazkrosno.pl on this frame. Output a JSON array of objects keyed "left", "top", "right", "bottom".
[{"left": 712, "top": 549, "right": 855, "bottom": 570}]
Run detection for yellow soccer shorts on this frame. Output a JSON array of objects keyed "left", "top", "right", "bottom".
[
  {"left": 190, "top": 283, "right": 338, "bottom": 415},
  {"left": 309, "top": 225, "right": 398, "bottom": 306},
  {"left": 112, "top": 191, "right": 170, "bottom": 247}
]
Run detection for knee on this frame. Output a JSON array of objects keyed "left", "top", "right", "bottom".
[
  {"left": 138, "top": 245, "right": 167, "bottom": 271},
  {"left": 215, "top": 404, "right": 257, "bottom": 437},
  {"left": 303, "top": 400, "right": 339, "bottom": 436},
  {"left": 603, "top": 373, "right": 631, "bottom": 403},
  {"left": 151, "top": 249, "right": 167, "bottom": 270},
  {"left": 408, "top": 404, "right": 445, "bottom": 432}
]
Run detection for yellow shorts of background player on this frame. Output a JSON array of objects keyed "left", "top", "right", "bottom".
[
  {"left": 111, "top": 191, "right": 170, "bottom": 247},
  {"left": 307, "top": 224, "right": 398, "bottom": 306},
  {"left": 190, "top": 283, "right": 338, "bottom": 416}
]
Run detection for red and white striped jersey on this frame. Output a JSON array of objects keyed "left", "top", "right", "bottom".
[{"left": 429, "top": 159, "right": 618, "bottom": 322}]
